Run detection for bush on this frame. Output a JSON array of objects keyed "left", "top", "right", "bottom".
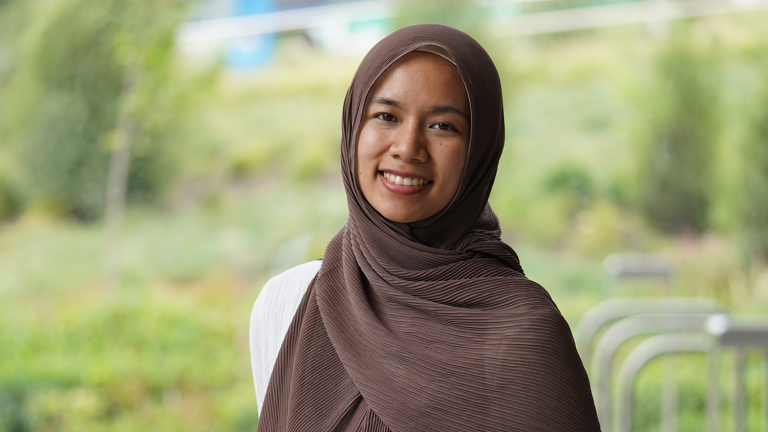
[
  {"left": 635, "top": 29, "right": 718, "bottom": 235},
  {"left": 544, "top": 162, "right": 595, "bottom": 213},
  {"left": 0, "top": 289, "right": 258, "bottom": 432},
  {"left": 0, "top": 172, "right": 23, "bottom": 220}
]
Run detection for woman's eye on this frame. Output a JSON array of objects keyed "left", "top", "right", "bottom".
[
  {"left": 375, "top": 113, "right": 396, "bottom": 122},
  {"left": 431, "top": 122, "right": 454, "bottom": 131}
]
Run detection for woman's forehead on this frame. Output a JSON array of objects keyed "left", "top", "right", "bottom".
[{"left": 365, "top": 52, "right": 466, "bottom": 102}]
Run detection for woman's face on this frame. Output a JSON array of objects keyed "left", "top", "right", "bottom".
[{"left": 356, "top": 52, "right": 470, "bottom": 223}]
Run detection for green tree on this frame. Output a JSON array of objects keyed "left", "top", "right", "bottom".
[
  {"left": 636, "top": 30, "right": 718, "bottom": 234},
  {"left": 10, "top": 0, "right": 195, "bottom": 219},
  {"left": 739, "top": 60, "right": 768, "bottom": 262}
]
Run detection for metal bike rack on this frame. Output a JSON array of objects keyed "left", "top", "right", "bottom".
[
  {"left": 576, "top": 297, "right": 723, "bottom": 432},
  {"left": 574, "top": 297, "right": 721, "bottom": 365},
  {"left": 614, "top": 333, "right": 714, "bottom": 432},
  {"left": 607, "top": 314, "right": 768, "bottom": 432},
  {"left": 578, "top": 293, "right": 768, "bottom": 432},
  {"left": 706, "top": 314, "right": 768, "bottom": 432},
  {"left": 591, "top": 313, "right": 711, "bottom": 429}
]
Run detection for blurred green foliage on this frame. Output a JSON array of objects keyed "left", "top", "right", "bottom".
[
  {"left": 0, "top": 3, "right": 767, "bottom": 431},
  {"left": 739, "top": 56, "right": 768, "bottom": 262},
  {"left": 2, "top": 0, "right": 206, "bottom": 220},
  {"left": 0, "top": 286, "right": 258, "bottom": 432},
  {"left": 545, "top": 162, "right": 595, "bottom": 213},
  {"left": 0, "top": 173, "right": 23, "bottom": 220},
  {"left": 636, "top": 28, "right": 717, "bottom": 235}
]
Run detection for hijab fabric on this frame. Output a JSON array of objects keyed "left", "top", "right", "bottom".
[{"left": 257, "top": 24, "right": 600, "bottom": 432}]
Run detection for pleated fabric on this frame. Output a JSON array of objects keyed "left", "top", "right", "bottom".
[{"left": 257, "top": 24, "right": 600, "bottom": 432}]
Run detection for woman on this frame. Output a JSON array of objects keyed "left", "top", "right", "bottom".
[{"left": 250, "top": 24, "right": 600, "bottom": 431}]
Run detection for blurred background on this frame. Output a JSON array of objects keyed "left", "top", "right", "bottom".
[{"left": 1, "top": 0, "right": 768, "bottom": 430}]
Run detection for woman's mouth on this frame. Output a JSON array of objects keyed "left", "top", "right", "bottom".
[
  {"left": 382, "top": 172, "right": 431, "bottom": 186},
  {"left": 379, "top": 171, "right": 431, "bottom": 194}
]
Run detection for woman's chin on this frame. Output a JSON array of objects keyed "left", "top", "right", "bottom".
[{"left": 375, "top": 203, "right": 434, "bottom": 224}]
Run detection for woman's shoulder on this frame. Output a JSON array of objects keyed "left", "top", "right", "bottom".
[
  {"left": 262, "top": 260, "right": 322, "bottom": 295},
  {"left": 249, "top": 260, "right": 322, "bottom": 413},
  {"left": 253, "top": 260, "right": 322, "bottom": 317}
]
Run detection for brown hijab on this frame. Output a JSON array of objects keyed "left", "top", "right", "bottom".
[{"left": 257, "top": 24, "right": 600, "bottom": 432}]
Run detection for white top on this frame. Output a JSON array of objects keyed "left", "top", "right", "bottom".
[{"left": 249, "top": 260, "right": 322, "bottom": 415}]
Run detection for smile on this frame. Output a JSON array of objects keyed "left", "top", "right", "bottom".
[
  {"left": 378, "top": 171, "right": 431, "bottom": 195},
  {"left": 382, "top": 172, "right": 431, "bottom": 186}
]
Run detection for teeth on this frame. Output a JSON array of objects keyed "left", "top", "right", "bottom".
[{"left": 382, "top": 172, "right": 429, "bottom": 186}]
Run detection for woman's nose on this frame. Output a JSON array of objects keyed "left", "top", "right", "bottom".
[{"left": 388, "top": 121, "right": 428, "bottom": 163}]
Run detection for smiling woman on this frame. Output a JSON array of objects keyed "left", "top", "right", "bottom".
[
  {"left": 250, "top": 24, "right": 600, "bottom": 432},
  {"left": 357, "top": 51, "right": 470, "bottom": 223}
]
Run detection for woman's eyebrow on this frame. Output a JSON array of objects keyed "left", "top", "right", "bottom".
[
  {"left": 368, "top": 97, "right": 403, "bottom": 109},
  {"left": 431, "top": 105, "right": 469, "bottom": 122}
]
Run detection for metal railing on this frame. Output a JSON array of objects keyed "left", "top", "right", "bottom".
[
  {"left": 613, "top": 332, "right": 714, "bottom": 432},
  {"left": 707, "top": 314, "right": 768, "bottom": 432},
  {"left": 579, "top": 298, "right": 768, "bottom": 432},
  {"left": 592, "top": 313, "right": 712, "bottom": 429},
  {"left": 573, "top": 297, "right": 721, "bottom": 365}
]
